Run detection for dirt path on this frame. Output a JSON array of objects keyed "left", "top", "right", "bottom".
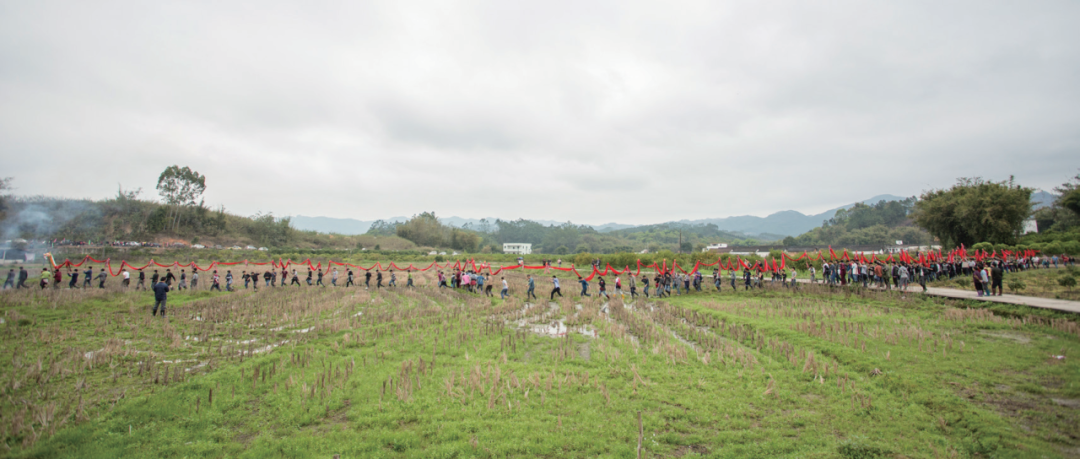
[{"left": 793, "top": 279, "right": 1080, "bottom": 314}]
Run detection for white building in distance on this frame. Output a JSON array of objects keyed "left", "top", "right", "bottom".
[{"left": 503, "top": 243, "right": 532, "bottom": 255}]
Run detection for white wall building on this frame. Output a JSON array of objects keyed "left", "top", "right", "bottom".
[
  {"left": 1023, "top": 218, "right": 1038, "bottom": 234},
  {"left": 503, "top": 243, "right": 532, "bottom": 255}
]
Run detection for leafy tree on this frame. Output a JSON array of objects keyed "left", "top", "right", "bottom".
[
  {"left": 912, "top": 177, "right": 1033, "bottom": 248},
  {"left": 396, "top": 212, "right": 447, "bottom": 247},
  {"left": 366, "top": 220, "right": 400, "bottom": 236},
  {"left": 156, "top": 166, "right": 206, "bottom": 233},
  {"left": 1061, "top": 188, "right": 1080, "bottom": 218},
  {"left": 1033, "top": 172, "right": 1080, "bottom": 232},
  {"left": 249, "top": 212, "right": 292, "bottom": 247},
  {"left": 449, "top": 228, "right": 480, "bottom": 252},
  {"left": 0, "top": 177, "right": 12, "bottom": 222}
]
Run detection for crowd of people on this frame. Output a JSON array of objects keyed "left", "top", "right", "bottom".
[{"left": 2, "top": 255, "right": 1073, "bottom": 303}]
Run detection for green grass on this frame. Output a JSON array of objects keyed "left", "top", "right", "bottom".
[
  {"left": 930, "top": 266, "right": 1080, "bottom": 301},
  {"left": 2, "top": 271, "right": 1079, "bottom": 458}
]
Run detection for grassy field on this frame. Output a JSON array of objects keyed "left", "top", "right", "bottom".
[
  {"left": 2, "top": 270, "right": 1079, "bottom": 458},
  {"left": 929, "top": 266, "right": 1080, "bottom": 301}
]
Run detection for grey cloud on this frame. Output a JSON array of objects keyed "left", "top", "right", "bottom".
[{"left": 0, "top": 0, "right": 1078, "bottom": 225}]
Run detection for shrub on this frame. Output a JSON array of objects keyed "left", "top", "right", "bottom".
[
  {"left": 1058, "top": 276, "right": 1077, "bottom": 289},
  {"left": 1007, "top": 279, "right": 1026, "bottom": 293}
]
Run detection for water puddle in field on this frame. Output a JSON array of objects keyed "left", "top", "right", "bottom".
[
  {"left": 293, "top": 327, "right": 315, "bottom": 334},
  {"left": 526, "top": 320, "right": 597, "bottom": 339},
  {"left": 251, "top": 340, "right": 288, "bottom": 355},
  {"left": 160, "top": 359, "right": 196, "bottom": 364},
  {"left": 670, "top": 330, "right": 699, "bottom": 350}
]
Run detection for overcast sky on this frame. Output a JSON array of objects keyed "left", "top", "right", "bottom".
[{"left": 1, "top": 0, "right": 1078, "bottom": 225}]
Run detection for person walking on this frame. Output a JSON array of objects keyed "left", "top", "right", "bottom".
[
  {"left": 164, "top": 269, "right": 175, "bottom": 286},
  {"left": 406, "top": 271, "right": 414, "bottom": 287},
  {"left": 96, "top": 268, "right": 107, "bottom": 288},
  {"left": 178, "top": 269, "right": 188, "bottom": 290},
  {"left": 225, "top": 270, "right": 234, "bottom": 291},
  {"left": 500, "top": 277, "right": 509, "bottom": 299},
  {"left": 52, "top": 268, "right": 62, "bottom": 289},
  {"left": 290, "top": 270, "right": 301, "bottom": 286},
  {"left": 578, "top": 276, "right": 591, "bottom": 297},
  {"left": 550, "top": 276, "right": 563, "bottom": 299},
  {"left": 81, "top": 266, "right": 91, "bottom": 288},
  {"left": 388, "top": 270, "right": 397, "bottom": 287},
  {"left": 316, "top": 269, "right": 325, "bottom": 287},
  {"left": 642, "top": 275, "right": 650, "bottom": 298},
  {"left": 526, "top": 275, "right": 537, "bottom": 300},
  {"left": 376, "top": 270, "right": 383, "bottom": 288},
  {"left": 67, "top": 269, "right": 78, "bottom": 288},
  {"left": 39, "top": 267, "right": 50, "bottom": 289},
  {"left": 3, "top": 268, "right": 15, "bottom": 289},
  {"left": 597, "top": 277, "right": 609, "bottom": 299},
  {"left": 345, "top": 269, "right": 354, "bottom": 287},
  {"left": 331, "top": 268, "right": 339, "bottom": 287},
  {"left": 899, "top": 264, "right": 910, "bottom": 292},
  {"left": 306, "top": 270, "right": 313, "bottom": 286},
  {"left": 991, "top": 262, "right": 1003, "bottom": 296},
  {"left": 191, "top": 271, "right": 200, "bottom": 289},
  {"left": 365, "top": 270, "right": 372, "bottom": 289},
  {"left": 629, "top": 274, "right": 638, "bottom": 299},
  {"left": 210, "top": 271, "right": 222, "bottom": 291},
  {"left": 121, "top": 269, "right": 130, "bottom": 288},
  {"left": 152, "top": 277, "right": 170, "bottom": 317}
]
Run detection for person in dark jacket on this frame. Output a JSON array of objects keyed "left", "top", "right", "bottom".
[
  {"left": 3, "top": 269, "right": 14, "bottom": 289},
  {"left": 152, "top": 279, "right": 170, "bottom": 317},
  {"left": 17, "top": 266, "right": 29, "bottom": 289}
]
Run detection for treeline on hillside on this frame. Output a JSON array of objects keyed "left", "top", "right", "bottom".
[
  {"left": 369, "top": 213, "right": 774, "bottom": 255},
  {"left": 0, "top": 190, "right": 419, "bottom": 251},
  {"left": 1033, "top": 172, "right": 1080, "bottom": 234},
  {"left": 786, "top": 197, "right": 934, "bottom": 247}
]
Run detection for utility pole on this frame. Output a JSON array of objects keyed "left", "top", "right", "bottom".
[{"left": 679, "top": 230, "right": 683, "bottom": 254}]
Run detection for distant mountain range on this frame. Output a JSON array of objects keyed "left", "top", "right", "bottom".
[{"left": 289, "top": 191, "right": 1058, "bottom": 238}]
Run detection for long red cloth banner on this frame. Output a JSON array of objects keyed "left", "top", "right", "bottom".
[{"left": 45, "top": 244, "right": 1038, "bottom": 278}]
